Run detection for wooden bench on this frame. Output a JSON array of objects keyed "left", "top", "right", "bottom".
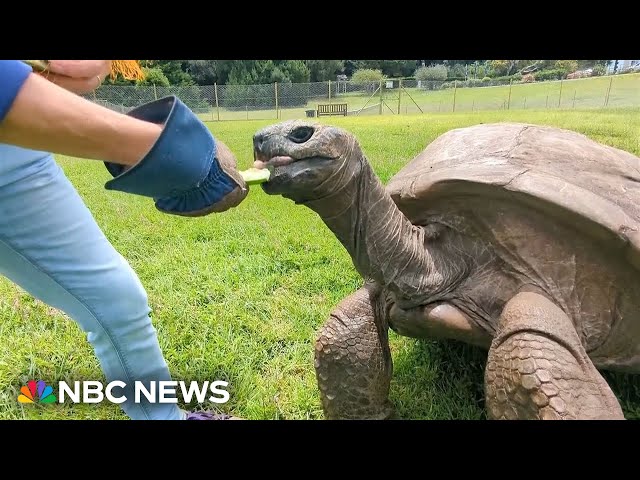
[{"left": 317, "top": 103, "right": 348, "bottom": 117}]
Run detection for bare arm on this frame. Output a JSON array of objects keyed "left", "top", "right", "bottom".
[
  {"left": 0, "top": 71, "right": 161, "bottom": 166},
  {"left": 0, "top": 60, "right": 248, "bottom": 216}
]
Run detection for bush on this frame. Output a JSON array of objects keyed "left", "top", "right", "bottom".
[
  {"left": 351, "top": 68, "right": 384, "bottom": 83},
  {"left": 592, "top": 64, "right": 606, "bottom": 76},
  {"left": 489, "top": 73, "right": 522, "bottom": 83},
  {"left": 521, "top": 73, "right": 535, "bottom": 83},
  {"left": 489, "top": 60, "right": 511, "bottom": 77},
  {"left": 475, "top": 65, "right": 488, "bottom": 79},
  {"left": 439, "top": 79, "right": 486, "bottom": 89},
  {"left": 482, "top": 76, "right": 491, "bottom": 82},
  {"left": 447, "top": 64, "right": 467, "bottom": 79},
  {"left": 554, "top": 60, "right": 579, "bottom": 74},
  {"left": 351, "top": 69, "right": 385, "bottom": 94},
  {"left": 534, "top": 69, "right": 566, "bottom": 81},
  {"left": 415, "top": 65, "right": 448, "bottom": 82}
]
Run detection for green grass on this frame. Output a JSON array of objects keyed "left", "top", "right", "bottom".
[
  {"left": 198, "top": 73, "right": 640, "bottom": 121},
  {"left": 2, "top": 108, "right": 640, "bottom": 420}
]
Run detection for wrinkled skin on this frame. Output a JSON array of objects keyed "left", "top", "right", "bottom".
[{"left": 253, "top": 120, "right": 638, "bottom": 420}]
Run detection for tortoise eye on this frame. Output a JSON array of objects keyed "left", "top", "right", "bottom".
[{"left": 289, "top": 126, "right": 314, "bottom": 143}]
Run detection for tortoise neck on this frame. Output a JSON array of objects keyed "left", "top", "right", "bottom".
[{"left": 300, "top": 155, "right": 438, "bottom": 303}]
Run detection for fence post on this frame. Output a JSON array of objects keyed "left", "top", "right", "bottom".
[
  {"left": 214, "top": 83, "right": 220, "bottom": 121},
  {"left": 573, "top": 90, "right": 576, "bottom": 108},
  {"left": 275, "top": 82, "right": 279, "bottom": 119},
  {"left": 452, "top": 80, "right": 457, "bottom": 112},
  {"left": 604, "top": 76, "right": 613, "bottom": 107},
  {"left": 379, "top": 79, "right": 383, "bottom": 115},
  {"left": 397, "top": 78, "right": 402, "bottom": 114},
  {"left": 558, "top": 79, "right": 563, "bottom": 108},
  {"left": 153, "top": 83, "right": 158, "bottom": 101},
  {"left": 328, "top": 80, "right": 332, "bottom": 105},
  {"left": 507, "top": 78, "right": 512, "bottom": 110}
]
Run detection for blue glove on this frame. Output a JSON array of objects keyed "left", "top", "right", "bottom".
[{"left": 103, "top": 95, "right": 248, "bottom": 216}]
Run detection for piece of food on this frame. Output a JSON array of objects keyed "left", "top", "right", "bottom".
[{"left": 240, "top": 167, "right": 271, "bottom": 185}]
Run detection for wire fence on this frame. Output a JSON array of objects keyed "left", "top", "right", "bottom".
[{"left": 85, "top": 74, "right": 640, "bottom": 121}]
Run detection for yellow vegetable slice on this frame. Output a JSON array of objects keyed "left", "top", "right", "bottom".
[{"left": 240, "top": 168, "right": 271, "bottom": 185}]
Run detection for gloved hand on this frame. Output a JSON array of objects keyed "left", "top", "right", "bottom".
[{"left": 103, "top": 95, "right": 248, "bottom": 216}]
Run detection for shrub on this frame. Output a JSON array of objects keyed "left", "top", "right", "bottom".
[
  {"left": 554, "top": 60, "right": 579, "bottom": 74},
  {"left": 490, "top": 73, "right": 522, "bottom": 83},
  {"left": 482, "top": 76, "right": 491, "bottom": 82},
  {"left": 351, "top": 69, "right": 385, "bottom": 94},
  {"left": 415, "top": 65, "right": 448, "bottom": 82},
  {"left": 567, "top": 70, "right": 591, "bottom": 80},
  {"left": 592, "top": 64, "right": 606, "bottom": 76},
  {"left": 447, "top": 64, "right": 467, "bottom": 79},
  {"left": 489, "top": 60, "right": 511, "bottom": 77},
  {"left": 351, "top": 68, "right": 385, "bottom": 83},
  {"left": 466, "top": 78, "right": 484, "bottom": 88},
  {"left": 521, "top": 73, "right": 535, "bottom": 83},
  {"left": 534, "top": 69, "right": 566, "bottom": 81}
]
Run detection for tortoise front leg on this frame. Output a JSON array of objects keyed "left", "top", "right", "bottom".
[
  {"left": 315, "top": 283, "right": 394, "bottom": 419},
  {"left": 485, "top": 291, "right": 624, "bottom": 420}
]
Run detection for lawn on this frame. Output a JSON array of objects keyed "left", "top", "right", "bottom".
[
  {"left": 1, "top": 108, "right": 640, "bottom": 420},
  {"left": 198, "top": 73, "right": 640, "bottom": 121}
]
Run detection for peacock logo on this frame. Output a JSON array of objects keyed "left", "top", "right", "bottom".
[{"left": 18, "top": 380, "right": 57, "bottom": 404}]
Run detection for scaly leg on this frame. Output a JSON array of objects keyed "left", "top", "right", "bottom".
[
  {"left": 314, "top": 283, "right": 394, "bottom": 419},
  {"left": 485, "top": 291, "right": 624, "bottom": 420}
]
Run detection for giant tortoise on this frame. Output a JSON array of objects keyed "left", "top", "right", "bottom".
[{"left": 251, "top": 120, "right": 640, "bottom": 420}]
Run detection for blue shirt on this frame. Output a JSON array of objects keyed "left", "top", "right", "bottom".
[{"left": 0, "top": 60, "right": 33, "bottom": 122}]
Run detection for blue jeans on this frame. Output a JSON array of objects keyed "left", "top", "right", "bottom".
[{"left": 0, "top": 144, "right": 184, "bottom": 420}]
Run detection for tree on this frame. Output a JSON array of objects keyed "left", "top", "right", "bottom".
[
  {"left": 225, "top": 60, "right": 310, "bottom": 85},
  {"left": 143, "top": 60, "right": 194, "bottom": 85},
  {"left": 487, "top": 60, "right": 521, "bottom": 77},
  {"left": 554, "top": 60, "right": 579, "bottom": 75},
  {"left": 284, "top": 60, "right": 310, "bottom": 83},
  {"left": 185, "top": 60, "right": 224, "bottom": 85},
  {"left": 137, "top": 67, "right": 170, "bottom": 86},
  {"left": 379, "top": 60, "right": 419, "bottom": 77},
  {"left": 305, "top": 60, "right": 345, "bottom": 82},
  {"left": 577, "top": 60, "right": 611, "bottom": 69}
]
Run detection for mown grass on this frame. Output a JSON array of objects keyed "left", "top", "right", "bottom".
[
  {"left": 1, "top": 108, "right": 640, "bottom": 420},
  {"left": 201, "top": 73, "right": 640, "bottom": 121}
]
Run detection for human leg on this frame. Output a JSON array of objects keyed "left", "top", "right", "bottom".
[{"left": 0, "top": 145, "right": 183, "bottom": 419}]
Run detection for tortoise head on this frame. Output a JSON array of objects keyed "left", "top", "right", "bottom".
[{"left": 252, "top": 120, "right": 361, "bottom": 202}]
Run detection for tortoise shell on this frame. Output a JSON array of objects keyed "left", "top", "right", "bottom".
[{"left": 386, "top": 123, "right": 640, "bottom": 269}]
